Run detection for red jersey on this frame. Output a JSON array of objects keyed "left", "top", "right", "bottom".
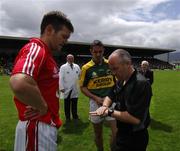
[{"left": 12, "top": 38, "right": 62, "bottom": 128}]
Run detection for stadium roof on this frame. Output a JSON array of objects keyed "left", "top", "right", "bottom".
[{"left": 0, "top": 35, "right": 176, "bottom": 57}]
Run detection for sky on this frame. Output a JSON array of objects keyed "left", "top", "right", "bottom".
[{"left": 0, "top": 0, "right": 180, "bottom": 52}]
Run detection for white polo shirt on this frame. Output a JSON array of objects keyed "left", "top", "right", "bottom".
[{"left": 59, "top": 62, "right": 81, "bottom": 99}]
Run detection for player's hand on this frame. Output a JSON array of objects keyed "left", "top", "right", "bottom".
[
  {"left": 89, "top": 106, "right": 108, "bottom": 116},
  {"left": 24, "top": 105, "right": 48, "bottom": 120},
  {"left": 94, "top": 96, "right": 104, "bottom": 105},
  {"left": 24, "top": 106, "right": 40, "bottom": 120}
]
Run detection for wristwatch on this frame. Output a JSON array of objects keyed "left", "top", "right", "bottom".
[{"left": 108, "top": 108, "right": 114, "bottom": 116}]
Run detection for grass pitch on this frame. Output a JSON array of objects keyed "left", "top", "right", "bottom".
[{"left": 0, "top": 70, "right": 180, "bottom": 151}]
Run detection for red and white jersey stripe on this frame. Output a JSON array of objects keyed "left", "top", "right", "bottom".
[
  {"left": 12, "top": 38, "right": 62, "bottom": 128},
  {"left": 22, "top": 43, "right": 41, "bottom": 76}
]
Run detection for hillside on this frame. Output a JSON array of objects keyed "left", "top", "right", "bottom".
[{"left": 169, "top": 51, "right": 180, "bottom": 62}]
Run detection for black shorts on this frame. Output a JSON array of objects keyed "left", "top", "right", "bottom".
[{"left": 113, "top": 129, "right": 149, "bottom": 151}]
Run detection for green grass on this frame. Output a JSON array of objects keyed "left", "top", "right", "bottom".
[
  {"left": 147, "top": 70, "right": 180, "bottom": 151},
  {"left": 0, "top": 70, "right": 180, "bottom": 151}
]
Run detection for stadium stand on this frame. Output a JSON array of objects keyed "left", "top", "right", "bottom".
[
  {"left": 132, "top": 57, "right": 174, "bottom": 70},
  {"left": 0, "top": 36, "right": 176, "bottom": 74}
]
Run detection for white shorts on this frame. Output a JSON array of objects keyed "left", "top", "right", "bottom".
[
  {"left": 89, "top": 98, "right": 115, "bottom": 124},
  {"left": 14, "top": 120, "right": 58, "bottom": 151}
]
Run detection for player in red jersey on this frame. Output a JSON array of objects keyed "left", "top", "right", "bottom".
[{"left": 9, "top": 11, "right": 74, "bottom": 151}]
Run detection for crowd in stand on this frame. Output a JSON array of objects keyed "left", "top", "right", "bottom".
[
  {"left": 132, "top": 57, "right": 174, "bottom": 70},
  {"left": 0, "top": 56, "right": 13, "bottom": 75},
  {"left": 77, "top": 57, "right": 174, "bottom": 70},
  {"left": 0, "top": 55, "right": 175, "bottom": 76}
]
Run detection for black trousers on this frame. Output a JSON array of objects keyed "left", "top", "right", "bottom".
[
  {"left": 64, "top": 93, "right": 78, "bottom": 120},
  {"left": 112, "top": 129, "right": 149, "bottom": 151}
]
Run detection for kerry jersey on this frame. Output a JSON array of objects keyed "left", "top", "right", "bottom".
[{"left": 79, "top": 58, "right": 115, "bottom": 97}]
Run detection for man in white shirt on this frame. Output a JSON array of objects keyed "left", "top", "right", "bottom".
[{"left": 59, "top": 54, "right": 81, "bottom": 122}]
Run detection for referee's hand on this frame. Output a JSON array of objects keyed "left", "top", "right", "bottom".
[{"left": 89, "top": 106, "right": 108, "bottom": 116}]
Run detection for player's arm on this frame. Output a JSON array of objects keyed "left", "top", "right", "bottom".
[
  {"left": 59, "top": 66, "right": 65, "bottom": 93},
  {"left": 102, "top": 96, "right": 112, "bottom": 107},
  {"left": 9, "top": 73, "right": 48, "bottom": 115},
  {"left": 89, "top": 96, "right": 112, "bottom": 116},
  {"left": 80, "top": 86, "right": 104, "bottom": 105}
]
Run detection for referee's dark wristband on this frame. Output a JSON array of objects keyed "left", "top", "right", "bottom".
[{"left": 108, "top": 108, "right": 114, "bottom": 116}]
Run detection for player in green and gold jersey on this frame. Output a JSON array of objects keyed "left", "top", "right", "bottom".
[{"left": 80, "top": 40, "right": 117, "bottom": 151}]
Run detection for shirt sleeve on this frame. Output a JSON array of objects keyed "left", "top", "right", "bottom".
[
  {"left": 107, "top": 85, "right": 116, "bottom": 102},
  {"left": 12, "top": 42, "right": 45, "bottom": 80},
  {"left": 79, "top": 66, "right": 88, "bottom": 87},
  {"left": 127, "top": 81, "right": 152, "bottom": 121},
  {"left": 59, "top": 65, "right": 65, "bottom": 90},
  {"left": 78, "top": 65, "right": 81, "bottom": 78}
]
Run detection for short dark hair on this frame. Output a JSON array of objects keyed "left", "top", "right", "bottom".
[
  {"left": 40, "top": 11, "right": 74, "bottom": 35},
  {"left": 90, "top": 40, "right": 104, "bottom": 49}
]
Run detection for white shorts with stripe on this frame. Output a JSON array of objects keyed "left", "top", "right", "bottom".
[
  {"left": 14, "top": 120, "right": 58, "bottom": 151},
  {"left": 89, "top": 98, "right": 115, "bottom": 124}
]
